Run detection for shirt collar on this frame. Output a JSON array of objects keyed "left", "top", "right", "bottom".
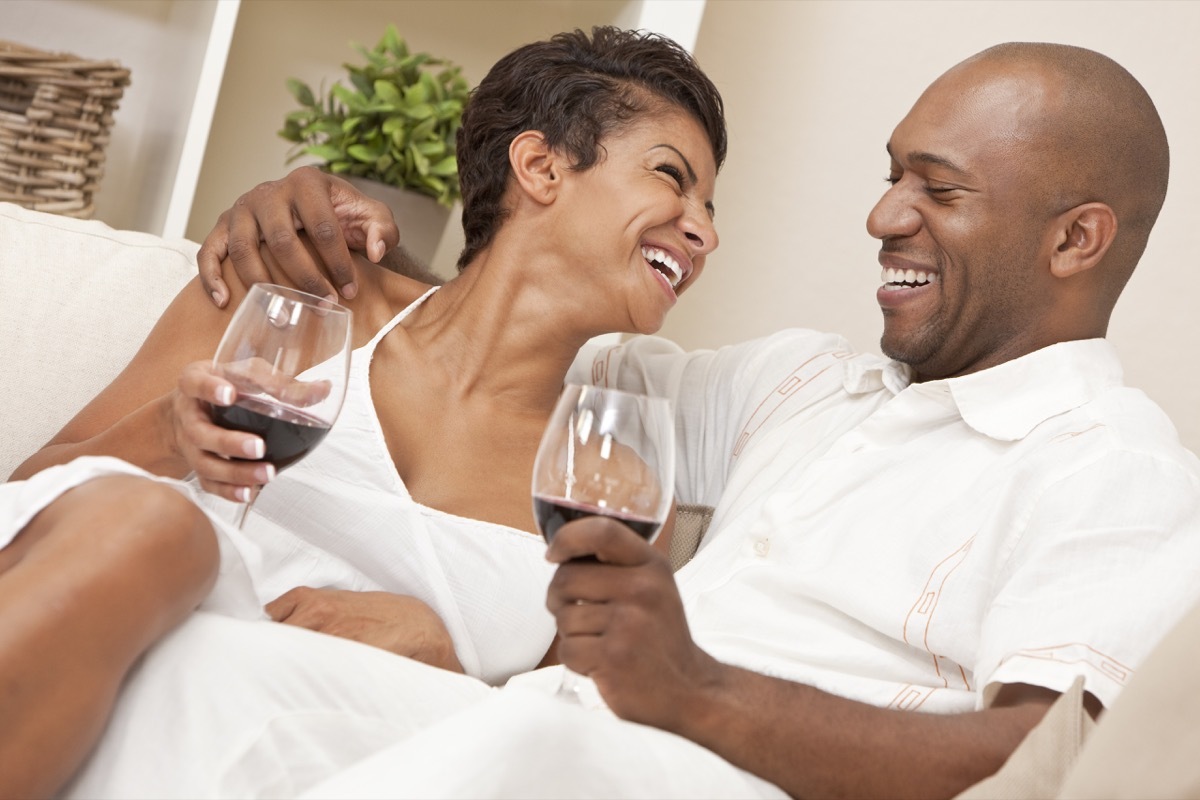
[{"left": 841, "top": 339, "right": 1125, "bottom": 441}]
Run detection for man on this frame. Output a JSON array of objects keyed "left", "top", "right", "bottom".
[{"left": 193, "top": 42, "right": 1198, "bottom": 798}]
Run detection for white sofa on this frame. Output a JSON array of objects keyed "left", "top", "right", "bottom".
[
  {"left": 5, "top": 201, "right": 1198, "bottom": 799},
  {"left": 0, "top": 202, "right": 197, "bottom": 480}
]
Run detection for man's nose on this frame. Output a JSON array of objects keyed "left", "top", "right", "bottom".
[{"left": 866, "top": 182, "right": 921, "bottom": 240}]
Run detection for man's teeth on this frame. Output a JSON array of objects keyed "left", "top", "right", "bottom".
[
  {"left": 642, "top": 246, "right": 683, "bottom": 288},
  {"left": 880, "top": 267, "right": 936, "bottom": 287}
]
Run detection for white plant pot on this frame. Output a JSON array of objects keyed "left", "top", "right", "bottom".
[{"left": 344, "top": 176, "right": 452, "bottom": 269}]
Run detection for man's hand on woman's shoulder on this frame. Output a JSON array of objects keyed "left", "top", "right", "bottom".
[{"left": 197, "top": 166, "right": 400, "bottom": 308}]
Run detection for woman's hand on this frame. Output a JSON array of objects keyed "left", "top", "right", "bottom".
[
  {"left": 171, "top": 361, "right": 274, "bottom": 502},
  {"left": 196, "top": 166, "right": 400, "bottom": 308},
  {"left": 266, "top": 586, "right": 464, "bottom": 672}
]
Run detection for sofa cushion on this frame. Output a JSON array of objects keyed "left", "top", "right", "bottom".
[{"left": 0, "top": 203, "right": 198, "bottom": 479}]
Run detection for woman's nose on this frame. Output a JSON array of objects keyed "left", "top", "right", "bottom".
[{"left": 680, "top": 199, "right": 718, "bottom": 256}]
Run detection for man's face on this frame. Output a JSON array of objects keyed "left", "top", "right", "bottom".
[{"left": 866, "top": 64, "right": 1061, "bottom": 382}]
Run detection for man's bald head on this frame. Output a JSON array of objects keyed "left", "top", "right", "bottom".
[{"left": 949, "top": 43, "right": 1169, "bottom": 293}]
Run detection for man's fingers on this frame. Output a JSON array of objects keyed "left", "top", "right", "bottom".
[
  {"left": 294, "top": 190, "right": 358, "bottom": 299},
  {"left": 545, "top": 515, "right": 656, "bottom": 566},
  {"left": 197, "top": 210, "right": 233, "bottom": 307},
  {"left": 554, "top": 599, "right": 612, "bottom": 637},
  {"left": 225, "top": 209, "right": 274, "bottom": 290}
]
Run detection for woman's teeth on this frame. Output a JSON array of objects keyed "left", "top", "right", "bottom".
[
  {"left": 880, "top": 267, "right": 936, "bottom": 288},
  {"left": 643, "top": 246, "right": 683, "bottom": 288}
]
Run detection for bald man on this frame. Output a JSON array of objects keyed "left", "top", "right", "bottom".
[{"left": 178, "top": 42, "right": 1198, "bottom": 799}]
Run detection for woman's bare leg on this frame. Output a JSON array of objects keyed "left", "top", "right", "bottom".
[{"left": 0, "top": 476, "right": 218, "bottom": 799}]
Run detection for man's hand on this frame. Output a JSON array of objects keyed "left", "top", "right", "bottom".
[
  {"left": 545, "top": 516, "right": 723, "bottom": 730},
  {"left": 266, "top": 586, "right": 463, "bottom": 673},
  {"left": 197, "top": 166, "right": 399, "bottom": 307},
  {"left": 547, "top": 517, "right": 1057, "bottom": 799}
]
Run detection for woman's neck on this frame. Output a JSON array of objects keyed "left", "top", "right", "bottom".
[{"left": 392, "top": 244, "right": 615, "bottom": 413}]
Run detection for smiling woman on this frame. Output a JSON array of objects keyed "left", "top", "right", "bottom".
[{"left": 1, "top": 26, "right": 727, "bottom": 798}]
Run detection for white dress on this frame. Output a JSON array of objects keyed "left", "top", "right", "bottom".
[
  {"left": 0, "top": 287, "right": 556, "bottom": 686},
  {"left": 195, "top": 286, "right": 557, "bottom": 684}
]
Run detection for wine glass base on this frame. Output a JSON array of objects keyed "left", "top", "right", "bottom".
[{"left": 555, "top": 669, "right": 608, "bottom": 710}]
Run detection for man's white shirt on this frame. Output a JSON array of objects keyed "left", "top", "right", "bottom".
[{"left": 572, "top": 331, "right": 1200, "bottom": 712}]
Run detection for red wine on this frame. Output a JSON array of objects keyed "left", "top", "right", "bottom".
[
  {"left": 532, "top": 495, "right": 662, "bottom": 543},
  {"left": 211, "top": 396, "right": 331, "bottom": 470}
]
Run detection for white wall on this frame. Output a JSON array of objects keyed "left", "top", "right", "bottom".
[{"left": 669, "top": 0, "right": 1200, "bottom": 452}]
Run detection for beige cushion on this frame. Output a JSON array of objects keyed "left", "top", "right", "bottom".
[
  {"left": 0, "top": 203, "right": 197, "bottom": 480},
  {"left": 1057, "top": 598, "right": 1200, "bottom": 799},
  {"left": 670, "top": 502, "right": 713, "bottom": 571},
  {"left": 955, "top": 676, "right": 1096, "bottom": 800}
]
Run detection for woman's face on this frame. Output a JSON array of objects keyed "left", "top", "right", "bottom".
[{"left": 554, "top": 107, "right": 719, "bottom": 334}]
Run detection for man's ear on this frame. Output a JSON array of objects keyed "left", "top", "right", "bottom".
[
  {"left": 1049, "top": 202, "right": 1118, "bottom": 279},
  {"left": 508, "top": 131, "right": 561, "bottom": 205}
]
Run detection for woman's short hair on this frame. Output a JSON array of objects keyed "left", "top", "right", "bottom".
[{"left": 455, "top": 26, "right": 727, "bottom": 268}]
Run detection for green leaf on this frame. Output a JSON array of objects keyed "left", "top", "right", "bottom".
[
  {"left": 409, "top": 143, "right": 431, "bottom": 175},
  {"left": 286, "top": 78, "right": 316, "bottom": 107},
  {"left": 374, "top": 80, "right": 401, "bottom": 104},
  {"left": 410, "top": 116, "right": 437, "bottom": 141},
  {"left": 305, "top": 144, "right": 345, "bottom": 162},
  {"left": 429, "top": 155, "right": 457, "bottom": 176},
  {"left": 415, "top": 140, "right": 446, "bottom": 157},
  {"left": 405, "top": 82, "right": 430, "bottom": 106},
  {"left": 403, "top": 103, "right": 435, "bottom": 122}
]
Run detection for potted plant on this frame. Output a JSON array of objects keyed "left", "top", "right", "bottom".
[{"left": 279, "top": 25, "right": 470, "bottom": 266}]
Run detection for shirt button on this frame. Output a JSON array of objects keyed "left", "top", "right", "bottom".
[{"left": 753, "top": 539, "right": 771, "bottom": 557}]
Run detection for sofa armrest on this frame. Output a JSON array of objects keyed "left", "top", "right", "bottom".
[{"left": 0, "top": 203, "right": 198, "bottom": 480}]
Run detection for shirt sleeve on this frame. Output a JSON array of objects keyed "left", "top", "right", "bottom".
[
  {"left": 569, "top": 330, "right": 854, "bottom": 507},
  {"left": 975, "top": 448, "right": 1200, "bottom": 710}
]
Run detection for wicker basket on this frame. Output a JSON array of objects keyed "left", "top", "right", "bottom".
[{"left": 0, "top": 41, "right": 130, "bottom": 218}]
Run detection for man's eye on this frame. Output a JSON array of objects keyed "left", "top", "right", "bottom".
[
  {"left": 926, "top": 185, "right": 958, "bottom": 195},
  {"left": 656, "top": 164, "right": 685, "bottom": 188}
]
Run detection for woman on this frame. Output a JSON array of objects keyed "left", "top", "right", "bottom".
[{"left": 1, "top": 26, "right": 724, "bottom": 798}]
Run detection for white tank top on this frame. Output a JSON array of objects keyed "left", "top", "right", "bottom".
[{"left": 198, "top": 287, "right": 556, "bottom": 684}]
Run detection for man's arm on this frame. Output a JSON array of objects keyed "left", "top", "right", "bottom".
[
  {"left": 546, "top": 517, "right": 1057, "bottom": 799},
  {"left": 196, "top": 166, "right": 400, "bottom": 306}
]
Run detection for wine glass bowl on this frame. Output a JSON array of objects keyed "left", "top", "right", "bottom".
[
  {"left": 531, "top": 383, "right": 675, "bottom": 702},
  {"left": 210, "top": 283, "right": 353, "bottom": 523}
]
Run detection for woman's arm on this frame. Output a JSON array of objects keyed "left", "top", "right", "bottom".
[{"left": 9, "top": 277, "right": 260, "bottom": 485}]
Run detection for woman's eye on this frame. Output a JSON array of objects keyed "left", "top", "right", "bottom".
[
  {"left": 884, "top": 175, "right": 900, "bottom": 186},
  {"left": 656, "top": 164, "right": 685, "bottom": 188}
]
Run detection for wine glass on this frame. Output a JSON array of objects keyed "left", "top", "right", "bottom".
[
  {"left": 531, "top": 383, "right": 676, "bottom": 703},
  {"left": 210, "top": 283, "right": 353, "bottom": 527}
]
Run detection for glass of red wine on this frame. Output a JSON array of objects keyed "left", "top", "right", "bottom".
[
  {"left": 531, "top": 383, "right": 675, "bottom": 703},
  {"left": 210, "top": 283, "right": 352, "bottom": 527}
]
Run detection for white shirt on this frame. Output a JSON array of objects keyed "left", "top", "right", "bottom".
[{"left": 571, "top": 330, "right": 1200, "bottom": 712}]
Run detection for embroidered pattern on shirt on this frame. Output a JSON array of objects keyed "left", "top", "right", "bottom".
[
  {"left": 903, "top": 536, "right": 975, "bottom": 691},
  {"left": 731, "top": 350, "right": 853, "bottom": 462},
  {"left": 998, "top": 643, "right": 1132, "bottom": 686}
]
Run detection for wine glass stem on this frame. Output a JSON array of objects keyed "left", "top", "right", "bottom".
[
  {"left": 556, "top": 666, "right": 588, "bottom": 703},
  {"left": 234, "top": 486, "right": 261, "bottom": 530}
]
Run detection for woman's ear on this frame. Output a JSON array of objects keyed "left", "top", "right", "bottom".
[
  {"left": 508, "top": 131, "right": 561, "bottom": 205},
  {"left": 1049, "top": 202, "right": 1118, "bottom": 279}
]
